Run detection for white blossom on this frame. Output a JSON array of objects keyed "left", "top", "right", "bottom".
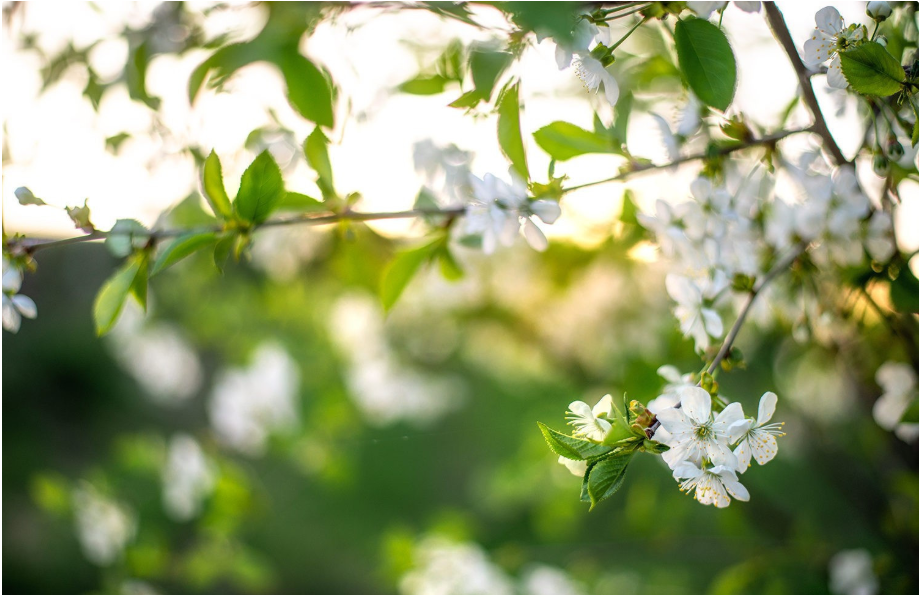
[
  {"left": 732, "top": 391, "right": 785, "bottom": 472},
  {"left": 672, "top": 461, "right": 750, "bottom": 508},
  {"left": 864, "top": 210, "right": 895, "bottom": 262},
  {"left": 687, "top": 2, "right": 761, "bottom": 19},
  {"left": 573, "top": 55, "right": 619, "bottom": 106},
  {"left": 162, "top": 434, "right": 216, "bottom": 521},
  {"left": 2, "top": 258, "right": 37, "bottom": 333},
  {"left": 653, "top": 386, "right": 745, "bottom": 469},
  {"left": 566, "top": 394, "right": 615, "bottom": 442},
  {"left": 399, "top": 537, "right": 514, "bottom": 595},
  {"left": 464, "top": 173, "right": 560, "bottom": 254},
  {"left": 829, "top": 549, "right": 879, "bottom": 595},
  {"left": 866, "top": 2, "right": 892, "bottom": 21},
  {"left": 557, "top": 455, "right": 587, "bottom": 477},
  {"left": 803, "top": 7, "right": 866, "bottom": 89},
  {"left": 665, "top": 272, "right": 728, "bottom": 352},
  {"left": 208, "top": 343, "right": 300, "bottom": 456},
  {"left": 873, "top": 361, "right": 918, "bottom": 442},
  {"left": 522, "top": 565, "right": 587, "bottom": 595},
  {"left": 72, "top": 483, "right": 136, "bottom": 566},
  {"left": 646, "top": 366, "right": 696, "bottom": 414}
]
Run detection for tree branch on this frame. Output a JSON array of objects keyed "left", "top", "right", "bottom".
[
  {"left": 561, "top": 126, "right": 814, "bottom": 194},
  {"left": 763, "top": 2, "right": 848, "bottom": 167}
]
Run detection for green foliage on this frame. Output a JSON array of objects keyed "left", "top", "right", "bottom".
[
  {"left": 839, "top": 43, "right": 906, "bottom": 96},
  {"left": 14, "top": 187, "right": 45, "bottom": 206},
  {"left": 277, "top": 192, "right": 325, "bottom": 212},
  {"left": 65, "top": 199, "right": 95, "bottom": 233},
  {"left": 234, "top": 151, "right": 286, "bottom": 225},
  {"left": 380, "top": 238, "right": 442, "bottom": 311},
  {"left": 537, "top": 422, "right": 614, "bottom": 461},
  {"left": 497, "top": 81, "right": 529, "bottom": 182},
  {"left": 151, "top": 232, "right": 219, "bottom": 276},
  {"left": 399, "top": 75, "right": 450, "bottom": 95},
  {"left": 674, "top": 17, "right": 737, "bottom": 111},
  {"left": 93, "top": 256, "right": 143, "bottom": 335},
  {"left": 304, "top": 127, "right": 336, "bottom": 200},
  {"left": 504, "top": 2, "right": 583, "bottom": 44},
  {"left": 105, "top": 219, "right": 149, "bottom": 258},
  {"left": 468, "top": 44, "right": 513, "bottom": 103},
  {"left": 584, "top": 450, "right": 635, "bottom": 509},
  {"left": 276, "top": 52, "right": 336, "bottom": 128},
  {"left": 533, "top": 121, "right": 620, "bottom": 160},
  {"left": 203, "top": 150, "right": 234, "bottom": 220}
]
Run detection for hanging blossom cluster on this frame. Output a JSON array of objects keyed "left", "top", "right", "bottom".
[
  {"left": 553, "top": 379, "right": 785, "bottom": 508},
  {"left": 2, "top": 258, "right": 37, "bottom": 333},
  {"left": 637, "top": 161, "right": 894, "bottom": 353},
  {"left": 547, "top": 19, "right": 618, "bottom": 106}
]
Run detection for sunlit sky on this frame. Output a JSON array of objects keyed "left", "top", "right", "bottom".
[{"left": 1, "top": 1, "right": 918, "bottom": 258}]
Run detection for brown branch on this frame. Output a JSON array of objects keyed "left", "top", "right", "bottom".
[{"left": 763, "top": 2, "right": 848, "bottom": 167}]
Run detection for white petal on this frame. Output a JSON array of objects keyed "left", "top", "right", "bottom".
[
  {"left": 593, "top": 394, "right": 615, "bottom": 418},
  {"left": 2, "top": 266, "right": 22, "bottom": 293},
  {"left": 680, "top": 386, "right": 712, "bottom": 425},
  {"left": 727, "top": 419, "right": 751, "bottom": 444},
  {"left": 803, "top": 35, "right": 835, "bottom": 68},
  {"left": 672, "top": 461, "right": 703, "bottom": 480},
  {"left": 2, "top": 299, "right": 21, "bottom": 333},
  {"left": 756, "top": 391, "right": 777, "bottom": 426},
  {"left": 569, "top": 401, "right": 593, "bottom": 419},
  {"left": 558, "top": 456, "right": 587, "bottom": 476},
  {"left": 826, "top": 55, "right": 848, "bottom": 89},
  {"left": 530, "top": 200, "right": 561, "bottom": 224},
  {"left": 814, "top": 6, "right": 844, "bottom": 36},
  {"left": 555, "top": 45, "right": 573, "bottom": 70},
  {"left": 714, "top": 402, "right": 744, "bottom": 429},
  {"left": 690, "top": 177, "right": 712, "bottom": 203},
  {"left": 701, "top": 308, "right": 723, "bottom": 338},
  {"left": 665, "top": 274, "right": 701, "bottom": 306},
  {"left": 722, "top": 478, "right": 750, "bottom": 501},
  {"left": 662, "top": 442, "right": 694, "bottom": 469},
  {"left": 749, "top": 430, "right": 778, "bottom": 466},
  {"left": 733, "top": 1, "right": 761, "bottom": 13},
  {"left": 601, "top": 71, "right": 619, "bottom": 106},
  {"left": 12, "top": 294, "right": 37, "bottom": 319},
  {"left": 657, "top": 365, "right": 682, "bottom": 383},
  {"left": 655, "top": 408, "right": 693, "bottom": 435},
  {"left": 522, "top": 218, "right": 548, "bottom": 251},
  {"left": 646, "top": 392, "right": 681, "bottom": 415},
  {"left": 734, "top": 439, "right": 752, "bottom": 472}
]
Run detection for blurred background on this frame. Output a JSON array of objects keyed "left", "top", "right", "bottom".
[{"left": 2, "top": 2, "right": 918, "bottom": 594}]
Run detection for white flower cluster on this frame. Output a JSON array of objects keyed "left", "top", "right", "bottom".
[
  {"left": 72, "top": 483, "right": 136, "bottom": 566},
  {"left": 2, "top": 258, "right": 37, "bottom": 333},
  {"left": 413, "top": 139, "right": 474, "bottom": 207},
  {"left": 873, "top": 361, "right": 919, "bottom": 443},
  {"left": 208, "top": 342, "right": 300, "bottom": 456},
  {"left": 651, "top": 385, "right": 784, "bottom": 507},
  {"left": 828, "top": 548, "right": 879, "bottom": 595},
  {"left": 400, "top": 537, "right": 586, "bottom": 595},
  {"left": 803, "top": 7, "right": 867, "bottom": 90},
  {"left": 464, "top": 174, "right": 560, "bottom": 254},
  {"left": 162, "top": 434, "right": 216, "bottom": 521}
]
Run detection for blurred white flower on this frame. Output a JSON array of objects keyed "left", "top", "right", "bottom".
[
  {"left": 557, "top": 455, "right": 587, "bottom": 477},
  {"left": 653, "top": 386, "right": 744, "bottom": 469},
  {"left": 803, "top": 7, "right": 865, "bottom": 89},
  {"left": 552, "top": 19, "right": 605, "bottom": 70},
  {"left": 566, "top": 394, "right": 615, "bottom": 442},
  {"left": 521, "top": 565, "right": 586, "bottom": 595},
  {"left": 208, "top": 343, "right": 300, "bottom": 456},
  {"left": 665, "top": 272, "right": 727, "bottom": 352},
  {"left": 121, "top": 581, "right": 164, "bottom": 595},
  {"left": 573, "top": 55, "right": 619, "bottom": 106},
  {"left": 829, "top": 549, "right": 879, "bottom": 595},
  {"left": 646, "top": 366, "right": 696, "bottom": 414},
  {"left": 863, "top": 210, "right": 895, "bottom": 262},
  {"left": 873, "top": 362, "right": 918, "bottom": 442},
  {"left": 732, "top": 391, "right": 785, "bottom": 472},
  {"left": 162, "top": 434, "right": 216, "bottom": 521},
  {"left": 672, "top": 461, "right": 750, "bottom": 508},
  {"left": 2, "top": 258, "right": 37, "bottom": 333},
  {"left": 72, "top": 483, "right": 136, "bottom": 566},
  {"left": 413, "top": 139, "right": 474, "bottom": 206},
  {"left": 465, "top": 174, "right": 559, "bottom": 253},
  {"left": 400, "top": 537, "right": 514, "bottom": 595},
  {"left": 687, "top": 2, "right": 761, "bottom": 18}
]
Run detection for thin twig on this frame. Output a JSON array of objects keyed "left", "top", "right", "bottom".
[
  {"left": 561, "top": 127, "right": 813, "bottom": 194},
  {"left": 763, "top": 2, "right": 848, "bottom": 166}
]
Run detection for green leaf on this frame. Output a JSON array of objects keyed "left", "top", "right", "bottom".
[
  {"left": 276, "top": 192, "right": 325, "bottom": 212},
  {"left": 537, "top": 422, "right": 615, "bottom": 461},
  {"left": 276, "top": 52, "right": 335, "bottom": 128},
  {"left": 105, "top": 219, "right": 148, "bottom": 258},
  {"left": 913, "top": 117, "right": 919, "bottom": 148},
  {"left": 127, "top": 40, "right": 160, "bottom": 109},
  {"left": 448, "top": 90, "right": 482, "bottom": 109},
  {"left": 304, "top": 127, "right": 335, "bottom": 199},
  {"left": 202, "top": 150, "right": 233, "bottom": 220},
  {"left": 14, "top": 187, "right": 46, "bottom": 206},
  {"left": 612, "top": 91, "right": 633, "bottom": 146},
  {"left": 674, "top": 18, "right": 737, "bottom": 111},
  {"left": 497, "top": 81, "right": 529, "bottom": 182},
  {"left": 586, "top": 451, "right": 635, "bottom": 509},
  {"left": 839, "top": 43, "right": 906, "bottom": 97},
  {"left": 131, "top": 253, "right": 149, "bottom": 311},
  {"left": 93, "top": 258, "right": 142, "bottom": 336},
  {"left": 234, "top": 151, "right": 285, "bottom": 224},
  {"left": 380, "top": 239, "right": 441, "bottom": 311},
  {"left": 437, "top": 245, "right": 464, "bottom": 281},
  {"left": 900, "top": 399, "right": 919, "bottom": 424},
  {"left": 151, "top": 232, "right": 218, "bottom": 276},
  {"left": 533, "top": 121, "right": 618, "bottom": 160},
  {"left": 469, "top": 45, "right": 512, "bottom": 102},
  {"left": 105, "top": 132, "right": 131, "bottom": 154},
  {"left": 213, "top": 234, "right": 235, "bottom": 274},
  {"left": 890, "top": 265, "right": 919, "bottom": 314},
  {"left": 188, "top": 42, "right": 261, "bottom": 105},
  {"left": 399, "top": 75, "right": 449, "bottom": 95},
  {"left": 65, "top": 199, "right": 95, "bottom": 233}
]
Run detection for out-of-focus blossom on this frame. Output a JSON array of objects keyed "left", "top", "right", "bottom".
[
  {"left": 2, "top": 258, "right": 37, "bottom": 333},
  {"left": 873, "top": 362, "right": 918, "bottom": 442},
  {"left": 828, "top": 549, "right": 879, "bottom": 595},
  {"left": 665, "top": 272, "right": 728, "bottom": 352},
  {"left": 208, "top": 343, "right": 300, "bottom": 456},
  {"left": 646, "top": 366, "right": 696, "bottom": 414},
  {"left": 72, "top": 483, "right": 136, "bottom": 566},
  {"left": 399, "top": 537, "right": 515, "bottom": 595},
  {"left": 521, "top": 565, "right": 587, "bottom": 595},
  {"left": 464, "top": 174, "right": 560, "bottom": 254},
  {"left": 687, "top": 2, "right": 762, "bottom": 18},
  {"left": 557, "top": 455, "right": 587, "bottom": 476},
  {"left": 162, "top": 434, "right": 215, "bottom": 520}
]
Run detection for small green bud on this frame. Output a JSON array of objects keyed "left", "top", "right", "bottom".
[
  {"left": 700, "top": 371, "right": 719, "bottom": 397},
  {"left": 873, "top": 151, "right": 890, "bottom": 177},
  {"left": 887, "top": 137, "right": 904, "bottom": 160}
]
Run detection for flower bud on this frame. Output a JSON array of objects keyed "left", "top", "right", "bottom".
[
  {"left": 873, "top": 151, "right": 890, "bottom": 177},
  {"left": 867, "top": 1, "right": 892, "bottom": 21},
  {"left": 887, "top": 137, "right": 904, "bottom": 160}
]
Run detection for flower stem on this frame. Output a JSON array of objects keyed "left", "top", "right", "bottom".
[{"left": 607, "top": 16, "right": 649, "bottom": 52}]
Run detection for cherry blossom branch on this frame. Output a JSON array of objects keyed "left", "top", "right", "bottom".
[
  {"left": 10, "top": 207, "right": 466, "bottom": 254},
  {"left": 763, "top": 2, "right": 848, "bottom": 167},
  {"left": 561, "top": 126, "right": 814, "bottom": 194},
  {"left": 706, "top": 242, "right": 808, "bottom": 376}
]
